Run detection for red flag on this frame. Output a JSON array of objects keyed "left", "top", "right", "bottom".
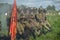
[{"left": 10, "top": 0, "right": 17, "bottom": 40}]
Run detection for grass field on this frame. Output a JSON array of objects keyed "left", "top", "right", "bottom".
[{"left": 31, "top": 15, "right": 60, "bottom": 40}]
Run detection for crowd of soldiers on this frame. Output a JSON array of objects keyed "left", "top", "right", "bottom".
[
  {"left": 8, "top": 8, "right": 51, "bottom": 40},
  {"left": 14, "top": 8, "right": 52, "bottom": 40}
]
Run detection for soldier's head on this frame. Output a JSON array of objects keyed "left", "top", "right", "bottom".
[
  {"left": 43, "top": 9, "right": 47, "bottom": 14},
  {"left": 38, "top": 8, "right": 43, "bottom": 14}
]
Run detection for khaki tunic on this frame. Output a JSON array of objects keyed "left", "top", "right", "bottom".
[{"left": 17, "top": 22, "right": 25, "bottom": 35}]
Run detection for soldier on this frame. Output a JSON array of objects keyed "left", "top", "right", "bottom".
[
  {"left": 28, "top": 19, "right": 42, "bottom": 36},
  {"left": 41, "top": 9, "right": 51, "bottom": 31},
  {"left": 35, "top": 8, "right": 51, "bottom": 34},
  {"left": 17, "top": 22, "right": 25, "bottom": 35}
]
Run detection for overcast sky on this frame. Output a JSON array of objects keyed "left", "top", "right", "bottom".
[{"left": 0, "top": 0, "right": 60, "bottom": 10}]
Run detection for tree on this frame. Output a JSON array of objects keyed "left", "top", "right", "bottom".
[
  {"left": 47, "top": 5, "right": 55, "bottom": 11},
  {"left": 52, "top": 5, "right": 55, "bottom": 10},
  {"left": 47, "top": 5, "right": 52, "bottom": 10}
]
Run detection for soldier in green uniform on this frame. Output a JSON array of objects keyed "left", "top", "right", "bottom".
[
  {"left": 17, "top": 22, "right": 25, "bottom": 35},
  {"left": 35, "top": 8, "right": 51, "bottom": 34}
]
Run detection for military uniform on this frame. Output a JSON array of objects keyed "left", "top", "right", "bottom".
[
  {"left": 16, "top": 11, "right": 51, "bottom": 40},
  {"left": 35, "top": 9, "right": 51, "bottom": 34},
  {"left": 17, "top": 22, "right": 25, "bottom": 35}
]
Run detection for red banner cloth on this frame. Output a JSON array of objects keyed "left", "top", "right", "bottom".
[{"left": 10, "top": 0, "right": 17, "bottom": 40}]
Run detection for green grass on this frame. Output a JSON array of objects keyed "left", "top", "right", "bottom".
[{"left": 32, "top": 15, "right": 60, "bottom": 40}]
